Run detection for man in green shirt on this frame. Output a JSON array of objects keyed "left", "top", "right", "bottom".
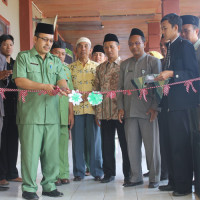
[
  {"left": 13, "top": 23, "right": 69, "bottom": 200},
  {"left": 51, "top": 41, "right": 74, "bottom": 186}
]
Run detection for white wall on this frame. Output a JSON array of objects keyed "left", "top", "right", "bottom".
[{"left": 0, "top": 0, "right": 20, "bottom": 59}]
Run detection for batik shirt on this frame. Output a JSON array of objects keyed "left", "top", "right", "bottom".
[{"left": 94, "top": 57, "right": 121, "bottom": 120}]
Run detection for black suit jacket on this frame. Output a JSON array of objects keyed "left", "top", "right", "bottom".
[{"left": 162, "top": 37, "right": 199, "bottom": 111}]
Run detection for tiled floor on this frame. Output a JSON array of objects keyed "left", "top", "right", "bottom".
[{"left": 0, "top": 139, "right": 199, "bottom": 200}]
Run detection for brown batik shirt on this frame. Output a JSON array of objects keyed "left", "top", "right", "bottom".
[{"left": 93, "top": 57, "right": 121, "bottom": 120}]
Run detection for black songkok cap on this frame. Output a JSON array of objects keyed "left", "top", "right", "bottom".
[
  {"left": 130, "top": 28, "right": 145, "bottom": 38},
  {"left": 51, "top": 40, "right": 66, "bottom": 50},
  {"left": 181, "top": 15, "right": 199, "bottom": 27},
  {"left": 35, "top": 23, "right": 54, "bottom": 35},
  {"left": 103, "top": 33, "right": 119, "bottom": 44},
  {"left": 92, "top": 45, "right": 104, "bottom": 54}
]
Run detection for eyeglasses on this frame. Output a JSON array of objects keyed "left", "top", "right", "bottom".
[
  {"left": 128, "top": 41, "right": 142, "bottom": 47},
  {"left": 37, "top": 36, "right": 54, "bottom": 44}
]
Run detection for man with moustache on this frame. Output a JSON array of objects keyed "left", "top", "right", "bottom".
[
  {"left": 0, "top": 35, "right": 22, "bottom": 188},
  {"left": 156, "top": 13, "right": 199, "bottom": 196},
  {"left": 69, "top": 37, "right": 103, "bottom": 182},
  {"left": 181, "top": 14, "right": 200, "bottom": 197},
  {"left": 118, "top": 28, "right": 161, "bottom": 188},
  {"left": 13, "top": 23, "right": 69, "bottom": 200},
  {"left": 94, "top": 34, "right": 130, "bottom": 184}
]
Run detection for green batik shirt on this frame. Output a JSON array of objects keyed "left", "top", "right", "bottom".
[
  {"left": 12, "top": 47, "right": 67, "bottom": 125},
  {"left": 59, "top": 63, "right": 74, "bottom": 125}
]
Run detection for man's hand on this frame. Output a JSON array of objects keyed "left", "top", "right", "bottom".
[
  {"left": 0, "top": 70, "right": 12, "bottom": 80},
  {"left": 154, "top": 70, "right": 174, "bottom": 81},
  {"left": 68, "top": 112, "right": 74, "bottom": 130},
  {"left": 146, "top": 108, "right": 158, "bottom": 122},
  {"left": 59, "top": 87, "right": 70, "bottom": 97},
  {"left": 95, "top": 117, "right": 101, "bottom": 127},
  {"left": 68, "top": 102, "right": 74, "bottom": 130},
  {"left": 43, "top": 84, "right": 55, "bottom": 96},
  {"left": 118, "top": 109, "right": 124, "bottom": 124}
]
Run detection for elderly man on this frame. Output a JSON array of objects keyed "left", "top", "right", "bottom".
[
  {"left": 118, "top": 28, "right": 161, "bottom": 188},
  {"left": 92, "top": 45, "right": 107, "bottom": 64},
  {"left": 181, "top": 14, "right": 200, "bottom": 197},
  {"left": 51, "top": 41, "right": 74, "bottom": 186},
  {"left": 0, "top": 35, "right": 22, "bottom": 188},
  {"left": 69, "top": 37, "right": 103, "bottom": 181},
  {"left": 157, "top": 13, "right": 199, "bottom": 197},
  {"left": 13, "top": 23, "right": 69, "bottom": 200},
  {"left": 0, "top": 53, "right": 11, "bottom": 191},
  {"left": 94, "top": 33, "right": 130, "bottom": 184}
]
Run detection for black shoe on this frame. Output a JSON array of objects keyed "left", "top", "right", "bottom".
[
  {"left": 148, "top": 182, "right": 159, "bottom": 188},
  {"left": 22, "top": 191, "right": 39, "bottom": 200},
  {"left": 123, "top": 180, "right": 144, "bottom": 187},
  {"left": 143, "top": 171, "right": 149, "bottom": 177},
  {"left": 172, "top": 191, "right": 192, "bottom": 197},
  {"left": 123, "top": 177, "right": 130, "bottom": 186},
  {"left": 159, "top": 184, "right": 174, "bottom": 191},
  {"left": 42, "top": 189, "right": 63, "bottom": 197},
  {"left": 100, "top": 176, "right": 115, "bottom": 183},
  {"left": 94, "top": 176, "right": 102, "bottom": 181},
  {"left": 73, "top": 176, "right": 82, "bottom": 181},
  {"left": 0, "top": 186, "right": 9, "bottom": 191}
]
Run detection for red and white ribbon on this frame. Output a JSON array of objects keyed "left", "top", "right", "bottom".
[
  {"left": 139, "top": 89, "right": 148, "bottom": 102},
  {"left": 184, "top": 80, "right": 197, "bottom": 93}
]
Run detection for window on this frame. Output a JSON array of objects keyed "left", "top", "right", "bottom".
[{"left": 0, "top": 15, "right": 10, "bottom": 35}]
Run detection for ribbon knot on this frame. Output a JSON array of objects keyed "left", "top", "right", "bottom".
[
  {"left": 18, "top": 90, "right": 28, "bottom": 103},
  {"left": 184, "top": 80, "right": 197, "bottom": 93},
  {"left": 106, "top": 91, "right": 116, "bottom": 99},
  {"left": 139, "top": 89, "right": 148, "bottom": 102},
  {"left": 163, "top": 85, "right": 170, "bottom": 96},
  {"left": 0, "top": 88, "right": 5, "bottom": 99}
]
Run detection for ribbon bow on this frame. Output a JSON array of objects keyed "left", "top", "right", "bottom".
[
  {"left": 18, "top": 90, "right": 28, "bottom": 103},
  {"left": 184, "top": 80, "right": 197, "bottom": 93},
  {"left": 0, "top": 88, "right": 5, "bottom": 99},
  {"left": 163, "top": 85, "right": 170, "bottom": 96},
  {"left": 139, "top": 89, "right": 148, "bottom": 102}
]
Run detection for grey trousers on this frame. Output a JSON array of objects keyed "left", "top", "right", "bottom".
[{"left": 124, "top": 117, "right": 161, "bottom": 183}]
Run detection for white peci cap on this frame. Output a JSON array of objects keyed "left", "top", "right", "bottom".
[{"left": 76, "top": 37, "right": 91, "bottom": 47}]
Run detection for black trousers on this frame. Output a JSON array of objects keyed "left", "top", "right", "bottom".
[
  {"left": 0, "top": 115, "right": 19, "bottom": 180},
  {"left": 188, "top": 107, "right": 200, "bottom": 194},
  {"left": 158, "top": 110, "right": 168, "bottom": 179},
  {"left": 101, "top": 120, "right": 130, "bottom": 178},
  {"left": 163, "top": 109, "right": 193, "bottom": 193}
]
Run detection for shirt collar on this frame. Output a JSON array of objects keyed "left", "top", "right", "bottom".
[
  {"left": 107, "top": 56, "right": 121, "bottom": 65},
  {"left": 30, "top": 47, "right": 53, "bottom": 60},
  {"left": 132, "top": 52, "right": 146, "bottom": 62},
  {"left": 77, "top": 58, "right": 91, "bottom": 65},
  {"left": 194, "top": 39, "right": 200, "bottom": 50},
  {"left": 171, "top": 35, "right": 179, "bottom": 44}
]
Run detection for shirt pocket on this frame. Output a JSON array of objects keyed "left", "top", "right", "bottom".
[
  {"left": 27, "top": 64, "right": 42, "bottom": 82},
  {"left": 47, "top": 69, "right": 58, "bottom": 84}
]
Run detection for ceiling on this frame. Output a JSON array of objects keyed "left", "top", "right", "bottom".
[{"left": 33, "top": 0, "right": 200, "bottom": 60}]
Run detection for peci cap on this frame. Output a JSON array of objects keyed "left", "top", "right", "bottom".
[
  {"left": 76, "top": 37, "right": 91, "bottom": 47},
  {"left": 35, "top": 23, "right": 54, "bottom": 35},
  {"left": 103, "top": 33, "right": 119, "bottom": 44},
  {"left": 129, "top": 28, "right": 144, "bottom": 38},
  {"left": 181, "top": 15, "right": 199, "bottom": 27},
  {"left": 92, "top": 45, "right": 104, "bottom": 54}
]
